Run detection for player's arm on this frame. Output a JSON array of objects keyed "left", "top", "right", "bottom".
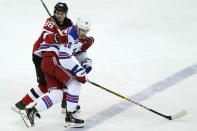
[
  {"left": 75, "top": 51, "right": 92, "bottom": 74},
  {"left": 80, "top": 36, "right": 94, "bottom": 51},
  {"left": 59, "top": 50, "right": 87, "bottom": 84},
  {"left": 74, "top": 36, "right": 94, "bottom": 73}
]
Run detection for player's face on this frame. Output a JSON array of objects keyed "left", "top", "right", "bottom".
[
  {"left": 54, "top": 10, "right": 67, "bottom": 24},
  {"left": 77, "top": 28, "right": 89, "bottom": 39}
]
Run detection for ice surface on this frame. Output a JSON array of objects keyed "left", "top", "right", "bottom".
[{"left": 0, "top": 0, "right": 197, "bottom": 131}]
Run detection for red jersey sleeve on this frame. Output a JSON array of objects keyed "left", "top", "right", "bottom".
[
  {"left": 32, "top": 18, "right": 58, "bottom": 54},
  {"left": 80, "top": 37, "right": 94, "bottom": 51}
]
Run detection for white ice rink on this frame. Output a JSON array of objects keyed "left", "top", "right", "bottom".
[{"left": 0, "top": 0, "right": 197, "bottom": 131}]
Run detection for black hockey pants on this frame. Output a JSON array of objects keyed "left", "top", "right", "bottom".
[{"left": 32, "top": 54, "right": 47, "bottom": 85}]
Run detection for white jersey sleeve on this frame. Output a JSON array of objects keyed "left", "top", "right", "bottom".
[
  {"left": 75, "top": 51, "right": 92, "bottom": 65},
  {"left": 59, "top": 54, "right": 82, "bottom": 73},
  {"left": 34, "top": 43, "right": 60, "bottom": 57}
]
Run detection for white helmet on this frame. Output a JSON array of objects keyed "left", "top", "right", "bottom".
[{"left": 76, "top": 17, "right": 91, "bottom": 31}]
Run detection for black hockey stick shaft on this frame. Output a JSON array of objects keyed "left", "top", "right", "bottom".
[
  {"left": 87, "top": 80, "right": 173, "bottom": 120},
  {"left": 40, "top": 0, "right": 63, "bottom": 36}
]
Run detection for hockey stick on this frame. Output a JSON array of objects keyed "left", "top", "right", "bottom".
[
  {"left": 87, "top": 79, "right": 187, "bottom": 120},
  {"left": 40, "top": 0, "right": 63, "bottom": 36}
]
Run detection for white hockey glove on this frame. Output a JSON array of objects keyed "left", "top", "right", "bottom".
[{"left": 81, "top": 59, "right": 92, "bottom": 74}]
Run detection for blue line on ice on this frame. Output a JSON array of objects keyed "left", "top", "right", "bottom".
[{"left": 67, "top": 63, "right": 197, "bottom": 131}]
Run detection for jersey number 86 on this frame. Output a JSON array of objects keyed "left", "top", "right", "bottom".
[{"left": 44, "top": 21, "right": 54, "bottom": 28}]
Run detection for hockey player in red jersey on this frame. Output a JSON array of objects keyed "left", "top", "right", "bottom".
[{"left": 13, "top": 2, "right": 75, "bottom": 112}]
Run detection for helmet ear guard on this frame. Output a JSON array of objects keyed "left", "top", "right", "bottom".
[
  {"left": 54, "top": 2, "right": 68, "bottom": 13},
  {"left": 76, "top": 17, "right": 91, "bottom": 31}
]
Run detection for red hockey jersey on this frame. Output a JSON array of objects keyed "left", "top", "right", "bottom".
[{"left": 32, "top": 17, "right": 72, "bottom": 54}]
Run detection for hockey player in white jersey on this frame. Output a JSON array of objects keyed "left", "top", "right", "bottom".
[
  {"left": 59, "top": 17, "right": 94, "bottom": 127},
  {"left": 19, "top": 17, "right": 94, "bottom": 128},
  {"left": 60, "top": 17, "right": 94, "bottom": 113}
]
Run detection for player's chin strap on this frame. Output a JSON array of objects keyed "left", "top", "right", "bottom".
[{"left": 86, "top": 79, "right": 187, "bottom": 120}]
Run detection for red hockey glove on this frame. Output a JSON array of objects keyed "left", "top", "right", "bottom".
[
  {"left": 45, "top": 33, "right": 68, "bottom": 44},
  {"left": 80, "top": 36, "right": 94, "bottom": 51},
  {"left": 75, "top": 68, "right": 87, "bottom": 84},
  {"left": 76, "top": 76, "right": 86, "bottom": 84},
  {"left": 54, "top": 33, "right": 68, "bottom": 44}
]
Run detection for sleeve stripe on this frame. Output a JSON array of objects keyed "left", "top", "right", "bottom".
[{"left": 71, "top": 64, "right": 79, "bottom": 72}]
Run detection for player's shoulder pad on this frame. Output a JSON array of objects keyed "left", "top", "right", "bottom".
[
  {"left": 43, "top": 17, "right": 57, "bottom": 31},
  {"left": 63, "top": 18, "right": 73, "bottom": 26}
]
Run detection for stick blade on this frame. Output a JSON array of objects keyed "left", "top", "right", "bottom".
[{"left": 170, "top": 110, "right": 187, "bottom": 120}]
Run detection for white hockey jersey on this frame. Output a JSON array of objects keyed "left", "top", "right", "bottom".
[{"left": 58, "top": 35, "right": 84, "bottom": 72}]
